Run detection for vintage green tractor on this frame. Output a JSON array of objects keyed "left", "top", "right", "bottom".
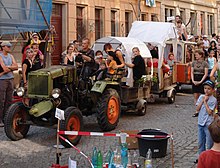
[
  {"left": 4, "top": 63, "right": 151, "bottom": 147},
  {"left": 4, "top": 65, "right": 122, "bottom": 147}
]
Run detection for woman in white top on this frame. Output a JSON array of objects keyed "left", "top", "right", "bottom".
[{"left": 64, "top": 44, "right": 77, "bottom": 66}]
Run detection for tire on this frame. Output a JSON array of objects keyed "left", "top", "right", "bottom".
[
  {"left": 4, "top": 102, "right": 30, "bottom": 141},
  {"left": 137, "top": 103, "right": 147, "bottom": 116},
  {"left": 97, "top": 88, "right": 121, "bottom": 131},
  {"left": 168, "top": 90, "right": 176, "bottom": 104},
  {"left": 60, "top": 107, "right": 83, "bottom": 147}
]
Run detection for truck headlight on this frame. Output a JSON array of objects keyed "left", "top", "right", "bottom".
[
  {"left": 52, "top": 88, "right": 61, "bottom": 98},
  {"left": 16, "top": 87, "right": 25, "bottom": 97}
]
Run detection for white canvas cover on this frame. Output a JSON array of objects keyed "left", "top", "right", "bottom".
[
  {"left": 128, "top": 21, "right": 178, "bottom": 66},
  {"left": 128, "top": 21, "right": 177, "bottom": 47},
  {"left": 93, "top": 36, "right": 152, "bottom": 87}
]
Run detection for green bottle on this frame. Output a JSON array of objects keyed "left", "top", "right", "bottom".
[{"left": 97, "top": 150, "right": 103, "bottom": 168}]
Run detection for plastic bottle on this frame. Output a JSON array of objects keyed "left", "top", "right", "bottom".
[
  {"left": 145, "top": 149, "right": 152, "bottom": 168},
  {"left": 120, "top": 133, "right": 128, "bottom": 168},
  {"left": 108, "top": 150, "right": 115, "bottom": 168},
  {"left": 104, "top": 150, "right": 111, "bottom": 168},
  {"left": 127, "top": 151, "right": 132, "bottom": 168},
  {"left": 97, "top": 150, "right": 103, "bottom": 168},
  {"left": 132, "top": 150, "right": 139, "bottom": 167},
  {"left": 92, "top": 147, "right": 98, "bottom": 168},
  {"left": 114, "top": 145, "right": 123, "bottom": 168}
]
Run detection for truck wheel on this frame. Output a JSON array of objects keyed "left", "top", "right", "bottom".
[
  {"left": 4, "top": 102, "right": 30, "bottom": 141},
  {"left": 60, "top": 107, "right": 83, "bottom": 147},
  {"left": 97, "top": 88, "right": 121, "bottom": 131},
  {"left": 168, "top": 90, "right": 176, "bottom": 104}
]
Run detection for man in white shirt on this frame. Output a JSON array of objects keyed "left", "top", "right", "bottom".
[{"left": 203, "top": 35, "right": 210, "bottom": 51}]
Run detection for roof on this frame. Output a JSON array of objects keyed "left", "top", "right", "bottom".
[{"left": 128, "top": 21, "right": 178, "bottom": 47}]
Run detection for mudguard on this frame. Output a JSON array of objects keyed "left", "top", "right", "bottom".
[
  {"left": 91, "top": 80, "right": 119, "bottom": 94},
  {"left": 29, "top": 100, "right": 54, "bottom": 117}
]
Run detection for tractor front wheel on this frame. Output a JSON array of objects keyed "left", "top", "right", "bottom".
[
  {"left": 60, "top": 107, "right": 83, "bottom": 147},
  {"left": 4, "top": 102, "right": 30, "bottom": 141}
]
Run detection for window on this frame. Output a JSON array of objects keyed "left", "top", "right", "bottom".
[
  {"left": 141, "top": 13, "right": 148, "bottom": 21},
  {"left": 111, "top": 10, "right": 116, "bottom": 36},
  {"left": 125, "top": 12, "right": 132, "bottom": 36},
  {"left": 190, "top": 12, "right": 196, "bottom": 35},
  {"left": 76, "top": 6, "right": 85, "bottom": 40},
  {"left": 165, "top": 8, "right": 174, "bottom": 22},
  {"left": 170, "top": 9, "right": 174, "bottom": 17},
  {"left": 95, "top": 8, "right": 103, "bottom": 40},
  {"left": 180, "top": 10, "right": 185, "bottom": 23},
  {"left": 208, "top": 14, "right": 214, "bottom": 35},
  {"left": 165, "top": 8, "right": 168, "bottom": 22},
  {"left": 52, "top": 4, "right": 62, "bottom": 16},
  {"left": 151, "top": 14, "right": 158, "bottom": 21},
  {"left": 200, "top": 13, "right": 205, "bottom": 35}
]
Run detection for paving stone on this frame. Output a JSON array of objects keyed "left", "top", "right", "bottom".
[{"left": 0, "top": 87, "right": 200, "bottom": 167}]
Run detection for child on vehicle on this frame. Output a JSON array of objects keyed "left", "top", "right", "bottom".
[
  {"left": 194, "top": 80, "right": 217, "bottom": 164},
  {"left": 197, "top": 117, "right": 220, "bottom": 168},
  {"left": 105, "top": 54, "right": 117, "bottom": 75},
  {"left": 96, "top": 61, "right": 107, "bottom": 80},
  {"left": 167, "top": 52, "right": 175, "bottom": 73}
]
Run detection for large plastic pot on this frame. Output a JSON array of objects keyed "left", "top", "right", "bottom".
[{"left": 137, "top": 129, "right": 169, "bottom": 158}]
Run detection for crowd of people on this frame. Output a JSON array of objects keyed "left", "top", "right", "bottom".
[{"left": 61, "top": 38, "right": 147, "bottom": 86}]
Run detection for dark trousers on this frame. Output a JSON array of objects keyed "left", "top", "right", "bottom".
[{"left": 0, "top": 79, "right": 13, "bottom": 122}]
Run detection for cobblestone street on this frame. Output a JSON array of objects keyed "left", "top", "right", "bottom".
[{"left": 0, "top": 88, "right": 198, "bottom": 168}]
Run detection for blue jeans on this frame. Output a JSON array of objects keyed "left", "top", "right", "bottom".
[{"left": 198, "top": 124, "right": 213, "bottom": 155}]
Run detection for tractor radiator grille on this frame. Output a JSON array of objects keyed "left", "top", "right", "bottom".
[{"left": 28, "top": 74, "right": 49, "bottom": 97}]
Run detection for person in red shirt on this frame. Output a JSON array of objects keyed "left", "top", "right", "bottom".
[{"left": 197, "top": 117, "right": 220, "bottom": 168}]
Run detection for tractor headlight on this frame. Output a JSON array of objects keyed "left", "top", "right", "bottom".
[
  {"left": 16, "top": 87, "right": 25, "bottom": 97},
  {"left": 52, "top": 88, "right": 61, "bottom": 99}
]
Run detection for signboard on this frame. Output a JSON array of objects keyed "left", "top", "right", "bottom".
[{"left": 146, "top": 0, "right": 156, "bottom": 7}]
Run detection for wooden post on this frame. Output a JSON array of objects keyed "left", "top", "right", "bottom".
[
  {"left": 171, "top": 132, "right": 174, "bottom": 168},
  {"left": 56, "top": 119, "right": 61, "bottom": 164}
]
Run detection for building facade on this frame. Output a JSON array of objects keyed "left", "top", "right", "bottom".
[
  {"left": 161, "top": 0, "right": 218, "bottom": 36},
  {"left": 52, "top": 0, "right": 162, "bottom": 52},
  {"left": 53, "top": 0, "right": 218, "bottom": 62},
  {"left": 3, "top": 0, "right": 219, "bottom": 64}
]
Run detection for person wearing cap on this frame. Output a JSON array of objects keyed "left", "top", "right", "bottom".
[
  {"left": 194, "top": 80, "right": 217, "bottom": 164},
  {"left": 0, "top": 41, "right": 18, "bottom": 127},
  {"left": 203, "top": 35, "right": 210, "bottom": 51},
  {"left": 22, "top": 33, "right": 42, "bottom": 63}
]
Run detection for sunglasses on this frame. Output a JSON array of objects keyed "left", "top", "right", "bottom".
[
  {"left": 27, "top": 51, "right": 34, "bottom": 53},
  {"left": 3, "top": 46, "right": 11, "bottom": 48}
]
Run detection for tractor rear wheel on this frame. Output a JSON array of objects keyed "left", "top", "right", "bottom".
[{"left": 97, "top": 88, "right": 121, "bottom": 131}]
